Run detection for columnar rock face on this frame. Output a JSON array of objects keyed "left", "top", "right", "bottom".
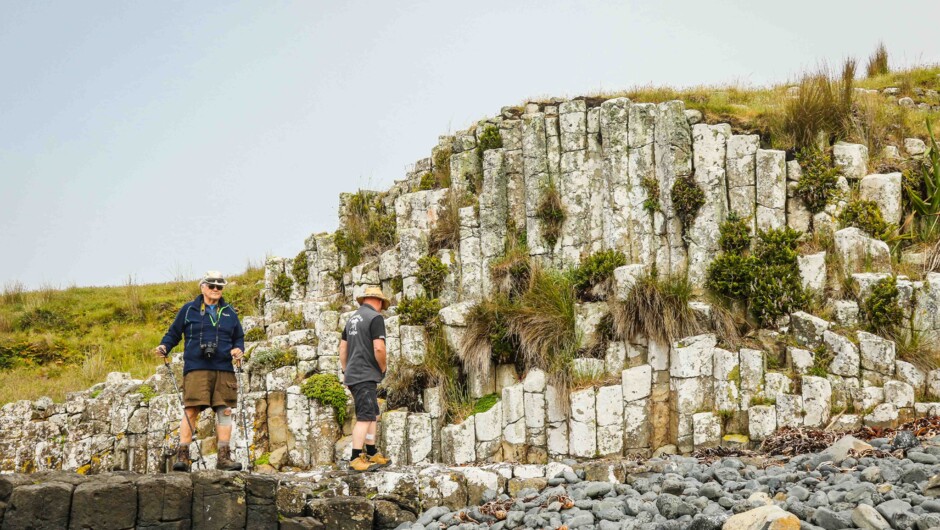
[
  {"left": 688, "top": 124, "right": 730, "bottom": 290},
  {"left": 8, "top": 96, "right": 940, "bottom": 475}
]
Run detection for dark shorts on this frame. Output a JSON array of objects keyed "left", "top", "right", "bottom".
[
  {"left": 183, "top": 370, "right": 237, "bottom": 410},
  {"left": 348, "top": 381, "right": 380, "bottom": 422}
]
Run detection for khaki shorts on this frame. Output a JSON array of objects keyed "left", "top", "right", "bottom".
[{"left": 183, "top": 370, "right": 237, "bottom": 410}]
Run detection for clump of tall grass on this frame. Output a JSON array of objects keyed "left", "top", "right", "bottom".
[
  {"left": 429, "top": 188, "right": 476, "bottom": 255},
  {"left": 608, "top": 273, "right": 700, "bottom": 346},
  {"left": 536, "top": 179, "right": 566, "bottom": 248},
  {"left": 333, "top": 190, "right": 397, "bottom": 269},
  {"left": 1, "top": 282, "right": 25, "bottom": 305},
  {"left": 461, "top": 267, "right": 579, "bottom": 394},
  {"left": 866, "top": 42, "right": 890, "bottom": 78},
  {"left": 383, "top": 326, "right": 472, "bottom": 422},
  {"left": 776, "top": 61, "right": 855, "bottom": 150}
]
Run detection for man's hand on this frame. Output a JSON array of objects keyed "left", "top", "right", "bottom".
[
  {"left": 231, "top": 348, "right": 244, "bottom": 366},
  {"left": 154, "top": 345, "right": 167, "bottom": 358}
]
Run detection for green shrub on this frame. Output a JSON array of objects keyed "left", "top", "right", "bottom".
[
  {"left": 272, "top": 272, "right": 293, "bottom": 302},
  {"left": 397, "top": 296, "right": 441, "bottom": 327},
  {"left": 706, "top": 254, "right": 757, "bottom": 299},
  {"left": 866, "top": 42, "right": 889, "bottom": 78},
  {"left": 838, "top": 200, "right": 891, "bottom": 239},
  {"left": 472, "top": 393, "right": 499, "bottom": 415},
  {"left": 477, "top": 125, "right": 503, "bottom": 159},
  {"left": 417, "top": 255, "right": 449, "bottom": 298},
  {"left": 795, "top": 148, "right": 841, "bottom": 214},
  {"left": 418, "top": 172, "right": 438, "bottom": 191},
  {"left": 463, "top": 296, "right": 519, "bottom": 374},
  {"left": 253, "top": 452, "right": 270, "bottom": 466},
  {"left": 536, "top": 179, "right": 566, "bottom": 248},
  {"left": 861, "top": 276, "right": 904, "bottom": 336},
  {"left": 244, "top": 327, "right": 266, "bottom": 342},
  {"left": 292, "top": 251, "right": 309, "bottom": 296},
  {"left": 431, "top": 145, "right": 453, "bottom": 189},
  {"left": 671, "top": 175, "right": 705, "bottom": 231},
  {"left": 706, "top": 227, "right": 807, "bottom": 326},
  {"left": 749, "top": 264, "right": 808, "bottom": 326},
  {"left": 286, "top": 311, "right": 306, "bottom": 332},
  {"left": 718, "top": 212, "right": 751, "bottom": 254},
  {"left": 389, "top": 276, "right": 403, "bottom": 295},
  {"left": 641, "top": 176, "right": 661, "bottom": 213},
  {"left": 569, "top": 250, "right": 627, "bottom": 300},
  {"left": 754, "top": 227, "right": 802, "bottom": 266},
  {"left": 301, "top": 373, "right": 349, "bottom": 425},
  {"left": 250, "top": 347, "right": 297, "bottom": 371},
  {"left": 137, "top": 384, "right": 157, "bottom": 403}
]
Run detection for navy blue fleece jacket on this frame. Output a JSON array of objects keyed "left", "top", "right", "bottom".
[{"left": 160, "top": 294, "right": 245, "bottom": 374}]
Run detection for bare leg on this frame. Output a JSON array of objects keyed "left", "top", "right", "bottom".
[
  {"left": 179, "top": 407, "right": 200, "bottom": 444},
  {"left": 352, "top": 421, "right": 370, "bottom": 450},
  {"left": 217, "top": 423, "right": 232, "bottom": 443}
]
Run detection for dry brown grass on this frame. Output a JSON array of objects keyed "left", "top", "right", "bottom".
[
  {"left": 866, "top": 42, "right": 890, "bottom": 78},
  {"left": 610, "top": 273, "right": 701, "bottom": 346},
  {"left": 429, "top": 187, "right": 475, "bottom": 255}
]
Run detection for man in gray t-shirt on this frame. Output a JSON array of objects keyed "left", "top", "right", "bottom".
[{"left": 340, "top": 286, "right": 391, "bottom": 472}]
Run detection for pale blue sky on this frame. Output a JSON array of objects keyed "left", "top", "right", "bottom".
[{"left": 2, "top": 1, "right": 938, "bottom": 288}]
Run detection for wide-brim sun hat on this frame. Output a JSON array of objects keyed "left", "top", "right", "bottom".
[
  {"left": 356, "top": 286, "right": 390, "bottom": 310},
  {"left": 199, "top": 270, "right": 228, "bottom": 287}
]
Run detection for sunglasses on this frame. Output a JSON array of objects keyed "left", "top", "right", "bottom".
[{"left": 206, "top": 284, "right": 224, "bottom": 291}]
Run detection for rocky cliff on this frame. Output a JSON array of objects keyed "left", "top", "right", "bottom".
[{"left": 2, "top": 92, "right": 940, "bottom": 477}]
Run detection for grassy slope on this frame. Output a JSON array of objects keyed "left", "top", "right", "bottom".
[{"left": 0, "top": 267, "right": 263, "bottom": 404}]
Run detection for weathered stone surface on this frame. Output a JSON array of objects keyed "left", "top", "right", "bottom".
[
  {"left": 905, "top": 137, "right": 927, "bottom": 157},
  {"left": 692, "top": 412, "right": 721, "bottom": 449},
  {"left": 834, "top": 227, "right": 891, "bottom": 275},
  {"left": 688, "top": 124, "right": 731, "bottom": 291},
  {"left": 897, "top": 361, "right": 926, "bottom": 394},
  {"left": 723, "top": 504, "right": 800, "bottom": 529},
  {"left": 3, "top": 481, "right": 74, "bottom": 530},
  {"left": 726, "top": 135, "right": 759, "bottom": 224},
  {"left": 860, "top": 172, "right": 903, "bottom": 225},
  {"left": 569, "top": 388, "right": 597, "bottom": 458},
  {"left": 441, "top": 417, "right": 476, "bottom": 465},
  {"left": 622, "top": 364, "right": 652, "bottom": 402},
  {"left": 776, "top": 394, "right": 804, "bottom": 429},
  {"left": 833, "top": 300, "right": 860, "bottom": 327},
  {"left": 308, "top": 496, "right": 374, "bottom": 530},
  {"left": 797, "top": 252, "right": 827, "bottom": 292},
  {"left": 791, "top": 311, "right": 830, "bottom": 349},
  {"left": 137, "top": 474, "right": 193, "bottom": 527},
  {"left": 833, "top": 142, "right": 869, "bottom": 179},
  {"left": 802, "top": 376, "right": 832, "bottom": 428},
  {"left": 70, "top": 475, "right": 137, "bottom": 529},
  {"left": 623, "top": 398, "right": 650, "bottom": 450},
  {"left": 858, "top": 331, "right": 896, "bottom": 375},
  {"left": 596, "top": 385, "right": 624, "bottom": 456},
  {"left": 670, "top": 334, "right": 716, "bottom": 378},
  {"left": 824, "top": 331, "right": 860, "bottom": 377},
  {"left": 613, "top": 264, "right": 647, "bottom": 301},
  {"left": 884, "top": 380, "right": 914, "bottom": 408},
  {"left": 191, "top": 471, "right": 247, "bottom": 530},
  {"left": 788, "top": 346, "right": 814, "bottom": 375},
  {"left": 756, "top": 149, "right": 787, "bottom": 230},
  {"left": 748, "top": 406, "right": 776, "bottom": 441}
]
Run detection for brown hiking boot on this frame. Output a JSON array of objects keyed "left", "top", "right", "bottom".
[
  {"left": 216, "top": 445, "right": 243, "bottom": 471},
  {"left": 349, "top": 453, "right": 377, "bottom": 473},
  {"left": 369, "top": 452, "right": 391, "bottom": 469},
  {"left": 172, "top": 445, "right": 191, "bottom": 472}
]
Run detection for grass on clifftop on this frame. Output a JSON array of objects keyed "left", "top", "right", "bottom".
[{"left": 0, "top": 266, "right": 264, "bottom": 404}]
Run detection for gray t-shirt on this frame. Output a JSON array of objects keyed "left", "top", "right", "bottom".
[{"left": 341, "top": 304, "right": 386, "bottom": 386}]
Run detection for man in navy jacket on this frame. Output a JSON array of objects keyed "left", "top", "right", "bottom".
[{"left": 156, "top": 270, "right": 246, "bottom": 471}]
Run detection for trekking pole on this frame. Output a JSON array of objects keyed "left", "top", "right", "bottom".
[
  {"left": 162, "top": 355, "right": 205, "bottom": 470},
  {"left": 235, "top": 361, "right": 254, "bottom": 472}
]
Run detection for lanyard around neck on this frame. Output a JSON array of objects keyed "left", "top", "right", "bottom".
[{"left": 201, "top": 303, "right": 222, "bottom": 327}]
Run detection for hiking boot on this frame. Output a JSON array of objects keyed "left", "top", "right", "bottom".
[
  {"left": 368, "top": 452, "right": 391, "bottom": 469},
  {"left": 172, "top": 445, "right": 191, "bottom": 472},
  {"left": 349, "top": 453, "right": 378, "bottom": 473},
  {"left": 216, "top": 445, "right": 243, "bottom": 471}
]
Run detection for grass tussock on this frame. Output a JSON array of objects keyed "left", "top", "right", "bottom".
[
  {"left": 609, "top": 273, "right": 700, "bottom": 346},
  {"left": 0, "top": 265, "right": 264, "bottom": 404},
  {"left": 866, "top": 42, "right": 890, "bottom": 78},
  {"left": 774, "top": 61, "right": 855, "bottom": 151},
  {"left": 334, "top": 190, "right": 397, "bottom": 269},
  {"left": 429, "top": 188, "right": 476, "bottom": 255},
  {"left": 383, "top": 326, "right": 472, "bottom": 423},
  {"left": 461, "top": 267, "right": 579, "bottom": 396}
]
